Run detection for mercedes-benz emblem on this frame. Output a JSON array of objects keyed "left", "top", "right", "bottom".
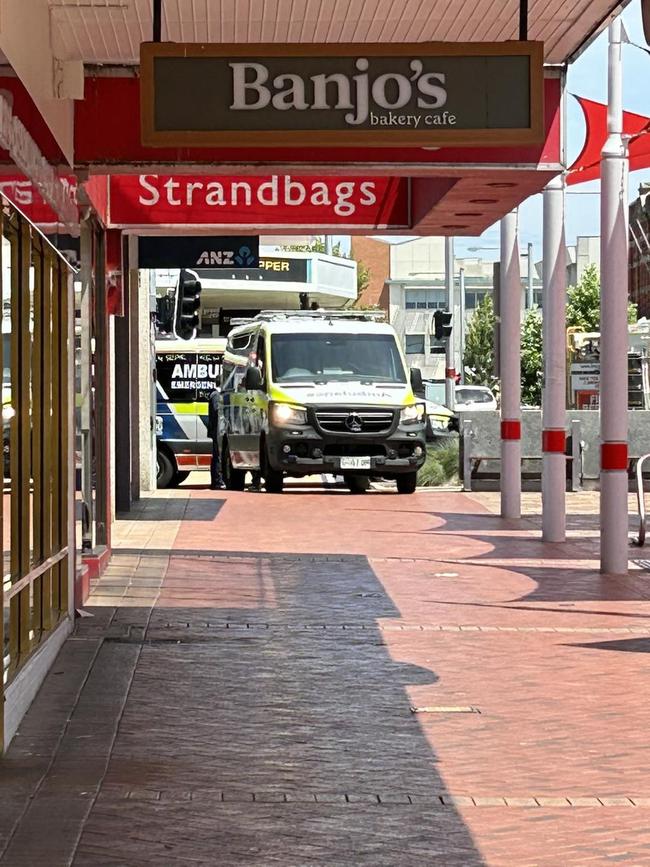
[{"left": 345, "top": 412, "right": 363, "bottom": 432}]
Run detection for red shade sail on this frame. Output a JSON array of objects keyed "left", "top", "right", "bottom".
[{"left": 568, "top": 96, "right": 650, "bottom": 185}]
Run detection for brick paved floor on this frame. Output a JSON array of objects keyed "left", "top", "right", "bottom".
[{"left": 1, "top": 480, "right": 650, "bottom": 865}]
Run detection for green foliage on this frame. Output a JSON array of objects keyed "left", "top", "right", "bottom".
[
  {"left": 461, "top": 265, "right": 638, "bottom": 408},
  {"left": 280, "top": 239, "right": 369, "bottom": 299},
  {"left": 629, "top": 301, "right": 639, "bottom": 324},
  {"left": 521, "top": 307, "right": 543, "bottom": 405},
  {"left": 357, "top": 261, "right": 370, "bottom": 298},
  {"left": 566, "top": 263, "right": 638, "bottom": 330},
  {"left": 565, "top": 264, "right": 601, "bottom": 331},
  {"left": 281, "top": 239, "right": 347, "bottom": 257},
  {"left": 462, "top": 294, "right": 497, "bottom": 388},
  {"left": 418, "top": 442, "right": 459, "bottom": 487}
]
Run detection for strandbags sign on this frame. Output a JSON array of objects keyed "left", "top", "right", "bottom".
[
  {"left": 108, "top": 174, "right": 410, "bottom": 228},
  {"left": 140, "top": 42, "right": 544, "bottom": 148}
]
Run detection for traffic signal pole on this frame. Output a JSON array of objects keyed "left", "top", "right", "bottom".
[
  {"left": 500, "top": 209, "right": 522, "bottom": 519},
  {"left": 600, "top": 17, "right": 629, "bottom": 575},
  {"left": 445, "top": 237, "right": 456, "bottom": 409}
]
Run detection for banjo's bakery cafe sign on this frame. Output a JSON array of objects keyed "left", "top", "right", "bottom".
[{"left": 140, "top": 42, "right": 544, "bottom": 148}]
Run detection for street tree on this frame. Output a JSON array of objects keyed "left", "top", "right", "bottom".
[
  {"left": 462, "top": 265, "right": 637, "bottom": 407},
  {"left": 521, "top": 307, "right": 543, "bottom": 405},
  {"left": 463, "top": 294, "right": 497, "bottom": 387},
  {"left": 566, "top": 263, "right": 637, "bottom": 330}
]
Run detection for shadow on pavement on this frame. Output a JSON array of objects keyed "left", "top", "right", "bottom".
[
  {"left": 0, "top": 551, "right": 486, "bottom": 867},
  {"left": 119, "top": 498, "right": 226, "bottom": 521},
  {"left": 565, "top": 637, "right": 650, "bottom": 653}
]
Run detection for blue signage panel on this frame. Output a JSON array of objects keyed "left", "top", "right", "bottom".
[{"left": 138, "top": 235, "right": 259, "bottom": 269}]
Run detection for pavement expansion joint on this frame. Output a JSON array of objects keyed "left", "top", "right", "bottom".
[
  {"left": 95, "top": 621, "right": 650, "bottom": 636},
  {"left": 120, "top": 789, "right": 650, "bottom": 808}
]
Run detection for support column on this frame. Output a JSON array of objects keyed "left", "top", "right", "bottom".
[
  {"left": 600, "top": 17, "right": 629, "bottom": 575},
  {"left": 114, "top": 233, "right": 132, "bottom": 514},
  {"left": 500, "top": 210, "right": 522, "bottom": 519},
  {"left": 445, "top": 236, "right": 456, "bottom": 409},
  {"left": 542, "top": 175, "right": 567, "bottom": 542},
  {"left": 79, "top": 219, "right": 94, "bottom": 552},
  {"left": 127, "top": 235, "right": 141, "bottom": 504}
]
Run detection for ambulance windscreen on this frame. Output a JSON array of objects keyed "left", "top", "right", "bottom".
[{"left": 271, "top": 333, "right": 406, "bottom": 384}]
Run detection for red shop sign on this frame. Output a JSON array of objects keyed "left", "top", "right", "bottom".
[
  {"left": 0, "top": 176, "right": 77, "bottom": 225},
  {"left": 108, "top": 174, "right": 410, "bottom": 229}
]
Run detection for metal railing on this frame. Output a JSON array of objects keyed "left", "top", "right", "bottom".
[
  {"left": 459, "top": 418, "right": 584, "bottom": 492},
  {"left": 632, "top": 453, "right": 650, "bottom": 546},
  {"left": 230, "top": 309, "right": 387, "bottom": 326}
]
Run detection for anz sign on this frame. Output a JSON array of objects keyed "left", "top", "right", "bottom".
[
  {"left": 195, "top": 245, "right": 257, "bottom": 267},
  {"left": 138, "top": 235, "right": 259, "bottom": 270}
]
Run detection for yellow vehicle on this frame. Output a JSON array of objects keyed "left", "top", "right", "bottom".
[
  {"left": 155, "top": 337, "right": 226, "bottom": 487},
  {"left": 219, "top": 310, "right": 427, "bottom": 494}
]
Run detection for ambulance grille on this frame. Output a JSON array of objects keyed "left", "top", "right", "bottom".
[{"left": 315, "top": 409, "right": 395, "bottom": 434}]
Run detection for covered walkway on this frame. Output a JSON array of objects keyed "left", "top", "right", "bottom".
[{"left": 0, "top": 485, "right": 648, "bottom": 865}]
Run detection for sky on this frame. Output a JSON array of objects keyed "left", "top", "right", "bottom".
[{"left": 374, "top": 0, "right": 650, "bottom": 263}]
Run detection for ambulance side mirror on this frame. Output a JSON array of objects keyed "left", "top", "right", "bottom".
[
  {"left": 244, "top": 366, "right": 263, "bottom": 391},
  {"left": 410, "top": 367, "right": 424, "bottom": 397}
]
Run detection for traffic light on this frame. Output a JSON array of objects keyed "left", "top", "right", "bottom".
[
  {"left": 175, "top": 269, "right": 202, "bottom": 339},
  {"left": 433, "top": 309, "right": 453, "bottom": 340}
]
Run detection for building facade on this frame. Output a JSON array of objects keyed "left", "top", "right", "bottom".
[
  {"left": 156, "top": 249, "right": 358, "bottom": 338},
  {"left": 629, "top": 185, "right": 650, "bottom": 319},
  {"left": 350, "top": 236, "right": 390, "bottom": 310}
]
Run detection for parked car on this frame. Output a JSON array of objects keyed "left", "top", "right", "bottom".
[
  {"left": 455, "top": 385, "right": 497, "bottom": 412},
  {"left": 425, "top": 399, "right": 458, "bottom": 442}
]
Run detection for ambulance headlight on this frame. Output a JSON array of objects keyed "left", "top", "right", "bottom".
[
  {"left": 400, "top": 403, "right": 425, "bottom": 425},
  {"left": 271, "top": 403, "right": 308, "bottom": 426},
  {"left": 2, "top": 405, "right": 15, "bottom": 422}
]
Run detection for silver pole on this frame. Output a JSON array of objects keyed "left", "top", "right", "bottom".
[
  {"left": 324, "top": 236, "right": 333, "bottom": 255},
  {"left": 600, "top": 16, "right": 629, "bottom": 575},
  {"left": 444, "top": 237, "right": 455, "bottom": 409},
  {"left": 527, "top": 241, "right": 534, "bottom": 309}
]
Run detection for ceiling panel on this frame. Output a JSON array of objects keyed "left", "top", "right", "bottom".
[{"left": 48, "top": 0, "right": 628, "bottom": 66}]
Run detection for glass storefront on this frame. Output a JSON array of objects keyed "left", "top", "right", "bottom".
[{"left": 0, "top": 197, "right": 75, "bottom": 720}]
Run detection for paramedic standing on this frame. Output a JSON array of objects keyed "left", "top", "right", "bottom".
[{"left": 207, "top": 389, "right": 225, "bottom": 490}]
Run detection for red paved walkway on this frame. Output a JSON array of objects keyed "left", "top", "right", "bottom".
[{"left": 0, "top": 485, "right": 649, "bottom": 865}]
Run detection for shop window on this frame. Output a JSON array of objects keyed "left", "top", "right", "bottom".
[{"left": 465, "top": 291, "right": 487, "bottom": 310}]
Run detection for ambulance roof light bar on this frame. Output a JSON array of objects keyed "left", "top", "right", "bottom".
[{"left": 230, "top": 309, "right": 386, "bottom": 326}]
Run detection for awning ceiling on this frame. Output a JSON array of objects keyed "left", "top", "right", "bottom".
[{"left": 50, "top": 0, "right": 628, "bottom": 66}]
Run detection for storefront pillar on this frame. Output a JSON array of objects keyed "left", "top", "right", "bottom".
[
  {"left": 500, "top": 209, "right": 522, "bottom": 519},
  {"left": 600, "top": 17, "right": 629, "bottom": 575},
  {"left": 113, "top": 229, "right": 133, "bottom": 514},
  {"left": 541, "top": 175, "right": 567, "bottom": 542},
  {"left": 79, "top": 216, "right": 111, "bottom": 583}
]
